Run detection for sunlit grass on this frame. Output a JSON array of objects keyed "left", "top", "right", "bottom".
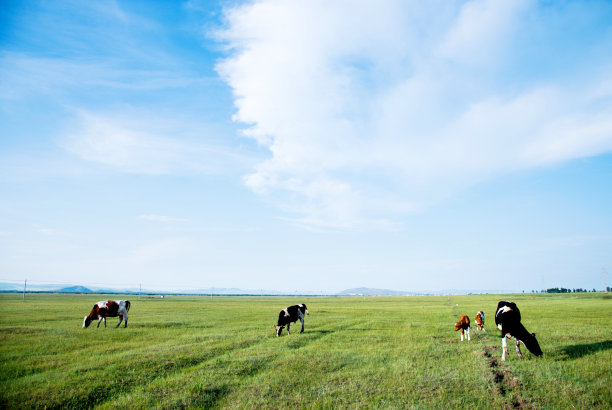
[{"left": 0, "top": 293, "right": 610, "bottom": 408}]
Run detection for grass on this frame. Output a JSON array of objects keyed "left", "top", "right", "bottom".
[{"left": 0, "top": 293, "right": 610, "bottom": 408}]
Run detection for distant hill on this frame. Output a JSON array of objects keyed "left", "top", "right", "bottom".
[
  {"left": 0, "top": 282, "right": 76, "bottom": 292},
  {"left": 0, "top": 282, "right": 24, "bottom": 291},
  {"left": 58, "top": 286, "right": 93, "bottom": 293},
  {"left": 0, "top": 282, "right": 519, "bottom": 296},
  {"left": 182, "top": 287, "right": 263, "bottom": 295},
  {"left": 336, "top": 287, "right": 414, "bottom": 296}
]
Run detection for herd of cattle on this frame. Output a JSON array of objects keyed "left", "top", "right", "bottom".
[
  {"left": 454, "top": 301, "right": 543, "bottom": 360},
  {"left": 82, "top": 299, "right": 542, "bottom": 361}
]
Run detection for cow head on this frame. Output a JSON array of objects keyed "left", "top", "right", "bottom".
[
  {"left": 275, "top": 325, "right": 284, "bottom": 336},
  {"left": 83, "top": 316, "right": 92, "bottom": 328},
  {"left": 524, "top": 332, "right": 543, "bottom": 356},
  {"left": 454, "top": 318, "right": 464, "bottom": 331}
]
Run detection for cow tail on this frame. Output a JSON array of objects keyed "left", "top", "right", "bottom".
[{"left": 125, "top": 300, "right": 131, "bottom": 312}]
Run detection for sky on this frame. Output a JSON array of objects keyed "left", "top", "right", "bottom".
[{"left": 1, "top": 0, "right": 611, "bottom": 293}]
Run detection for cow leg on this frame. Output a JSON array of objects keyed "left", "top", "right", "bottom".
[
  {"left": 515, "top": 340, "right": 523, "bottom": 359},
  {"left": 116, "top": 315, "right": 123, "bottom": 328},
  {"left": 124, "top": 314, "right": 128, "bottom": 328},
  {"left": 460, "top": 329, "right": 464, "bottom": 341},
  {"left": 298, "top": 311, "right": 305, "bottom": 333},
  {"left": 287, "top": 322, "right": 290, "bottom": 335},
  {"left": 467, "top": 326, "right": 471, "bottom": 341},
  {"left": 502, "top": 335, "right": 508, "bottom": 361},
  {"left": 97, "top": 317, "right": 103, "bottom": 328}
]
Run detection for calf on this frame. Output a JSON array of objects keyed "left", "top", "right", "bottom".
[
  {"left": 495, "top": 301, "right": 542, "bottom": 361},
  {"left": 475, "top": 310, "right": 485, "bottom": 331},
  {"left": 83, "top": 300, "right": 130, "bottom": 328},
  {"left": 275, "top": 304, "right": 309, "bottom": 336},
  {"left": 454, "top": 314, "right": 471, "bottom": 341}
]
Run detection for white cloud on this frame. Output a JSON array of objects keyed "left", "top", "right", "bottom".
[
  {"left": 217, "top": 0, "right": 612, "bottom": 229},
  {"left": 438, "top": 0, "right": 531, "bottom": 67}
]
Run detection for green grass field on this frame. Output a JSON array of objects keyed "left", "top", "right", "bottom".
[{"left": 1, "top": 293, "right": 610, "bottom": 408}]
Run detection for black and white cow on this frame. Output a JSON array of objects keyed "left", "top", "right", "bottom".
[
  {"left": 495, "top": 301, "right": 542, "bottom": 361},
  {"left": 275, "top": 304, "right": 309, "bottom": 336}
]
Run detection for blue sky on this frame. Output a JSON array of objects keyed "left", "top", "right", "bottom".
[{"left": 1, "top": 0, "right": 611, "bottom": 293}]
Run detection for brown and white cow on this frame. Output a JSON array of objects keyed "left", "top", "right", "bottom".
[
  {"left": 275, "top": 304, "right": 309, "bottom": 336},
  {"left": 475, "top": 310, "right": 485, "bottom": 331},
  {"left": 454, "top": 314, "right": 471, "bottom": 341},
  {"left": 83, "top": 300, "right": 130, "bottom": 328}
]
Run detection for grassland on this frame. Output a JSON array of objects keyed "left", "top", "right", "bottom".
[{"left": 0, "top": 293, "right": 610, "bottom": 408}]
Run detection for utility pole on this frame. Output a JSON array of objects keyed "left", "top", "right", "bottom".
[{"left": 22, "top": 279, "right": 26, "bottom": 301}]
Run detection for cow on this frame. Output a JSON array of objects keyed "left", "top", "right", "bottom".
[
  {"left": 83, "top": 300, "right": 131, "bottom": 329},
  {"left": 475, "top": 310, "right": 485, "bottom": 331},
  {"left": 454, "top": 314, "right": 471, "bottom": 341},
  {"left": 495, "top": 301, "right": 542, "bottom": 361},
  {"left": 275, "top": 304, "right": 309, "bottom": 336}
]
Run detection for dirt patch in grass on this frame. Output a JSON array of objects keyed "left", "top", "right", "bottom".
[{"left": 483, "top": 345, "right": 532, "bottom": 409}]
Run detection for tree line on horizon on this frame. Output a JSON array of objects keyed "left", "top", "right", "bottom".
[{"left": 532, "top": 287, "right": 611, "bottom": 293}]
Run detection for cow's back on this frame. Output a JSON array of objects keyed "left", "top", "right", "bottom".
[{"left": 495, "top": 301, "right": 520, "bottom": 326}]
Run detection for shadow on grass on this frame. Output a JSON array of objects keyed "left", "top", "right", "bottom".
[
  {"left": 307, "top": 330, "right": 334, "bottom": 335},
  {"left": 276, "top": 329, "right": 334, "bottom": 338},
  {"left": 560, "top": 340, "right": 612, "bottom": 360},
  {"left": 197, "top": 385, "right": 231, "bottom": 407},
  {"left": 282, "top": 329, "right": 336, "bottom": 349}
]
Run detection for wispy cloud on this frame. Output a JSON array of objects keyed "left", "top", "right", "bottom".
[
  {"left": 37, "top": 227, "right": 69, "bottom": 236},
  {"left": 0, "top": 54, "right": 208, "bottom": 101},
  {"left": 138, "top": 214, "right": 190, "bottom": 223},
  {"left": 217, "top": 0, "right": 612, "bottom": 229},
  {"left": 60, "top": 109, "right": 255, "bottom": 175},
  {"left": 1, "top": 0, "right": 253, "bottom": 179}
]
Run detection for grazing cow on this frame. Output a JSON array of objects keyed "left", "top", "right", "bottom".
[
  {"left": 275, "top": 304, "right": 309, "bottom": 336},
  {"left": 454, "top": 314, "right": 471, "bottom": 341},
  {"left": 83, "top": 300, "right": 131, "bottom": 329},
  {"left": 475, "top": 310, "right": 485, "bottom": 331},
  {"left": 495, "top": 301, "right": 542, "bottom": 361}
]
